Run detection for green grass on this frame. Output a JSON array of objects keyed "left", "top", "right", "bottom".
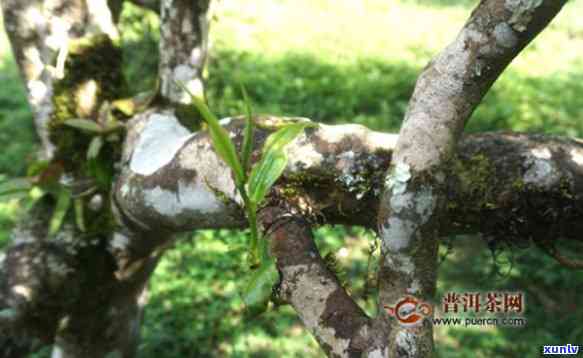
[{"left": 1, "top": 0, "right": 583, "bottom": 357}]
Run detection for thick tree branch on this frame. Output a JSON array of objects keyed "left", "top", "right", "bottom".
[
  {"left": 115, "top": 112, "right": 583, "bottom": 244},
  {"left": 259, "top": 206, "right": 384, "bottom": 357},
  {"left": 377, "top": 1, "right": 567, "bottom": 356}
]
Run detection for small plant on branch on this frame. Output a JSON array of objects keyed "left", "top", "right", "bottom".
[{"left": 179, "top": 81, "right": 316, "bottom": 315}]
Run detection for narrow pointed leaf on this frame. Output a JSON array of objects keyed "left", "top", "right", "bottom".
[
  {"left": 49, "top": 188, "right": 72, "bottom": 237},
  {"left": 178, "top": 81, "right": 245, "bottom": 185},
  {"left": 64, "top": 118, "right": 104, "bottom": 133},
  {"left": 241, "top": 258, "right": 279, "bottom": 317},
  {"left": 263, "top": 121, "right": 316, "bottom": 153},
  {"left": 74, "top": 198, "right": 86, "bottom": 232},
  {"left": 247, "top": 150, "right": 288, "bottom": 205},
  {"left": 240, "top": 84, "right": 254, "bottom": 175},
  {"left": 86, "top": 136, "right": 104, "bottom": 160},
  {"left": 247, "top": 122, "right": 315, "bottom": 205}
]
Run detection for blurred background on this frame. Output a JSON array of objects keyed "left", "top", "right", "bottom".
[{"left": 1, "top": 0, "right": 583, "bottom": 356}]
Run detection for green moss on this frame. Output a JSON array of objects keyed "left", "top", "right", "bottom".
[
  {"left": 46, "top": 34, "right": 128, "bottom": 239},
  {"left": 49, "top": 34, "right": 127, "bottom": 173},
  {"left": 512, "top": 178, "right": 525, "bottom": 191},
  {"left": 452, "top": 153, "right": 495, "bottom": 207}
]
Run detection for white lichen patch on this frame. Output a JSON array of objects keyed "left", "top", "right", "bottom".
[
  {"left": 396, "top": 330, "right": 418, "bottom": 357},
  {"left": 383, "top": 185, "right": 435, "bottom": 252},
  {"left": 524, "top": 157, "right": 559, "bottom": 187},
  {"left": 407, "top": 279, "right": 422, "bottom": 295},
  {"left": 318, "top": 123, "right": 367, "bottom": 143},
  {"left": 384, "top": 254, "right": 416, "bottom": 275},
  {"left": 27, "top": 80, "right": 48, "bottom": 106},
  {"left": 570, "top": 149, "right": 583, "bottom": 166},
  {"left": 383, "top": 217, "right": 416, "bottom": 251},
  {"left": 493, "top": 23, "right": 518, "bottom": 49},
  {"left": 367, "top": 348, "right": 387, "bottom": 358},
  {"left": 285, "top": 134, "right": 324, "bottom": 171},
  {"left": 218, "top": 117, "right": 233, "bottom": 126},
  {"left": 531, "top": 147, "right": 552, "bottom": 159},
  {"left": 366, "top": 132, "right": 398, "bottom": 151},
  {"left": 390, "top": 191, "right": 414, "bottom": 214},
  {"left": 281, "top": 263, "right": 350, "bottom": 357},
  {"left": 110, "top": 233, "right": 130, "bottom": 251},
  {"left": 177, "top": 138, "right": 240, "bottom": 204},
  {"left": 505, "top": 0, "right": 543, "bottom": 32},
  {"left": 12, "top": 285, "right": 33, "bottom": 301},
  {"left": 172, "top": 64, "right": 203, "bottom": 104},
  {"left": 120, "top": 183, "right": 131, "bottom": 198},
  {"left": 143, "top": 181, "right": 222, "bottom": 217},
  {"left": 414, "top": 187, "right": 435, "bottom": 222},
  {"left": 130, "top": 114, "right": 192, "bottom": 176},
  {"left": 86, "top": 0, "right": 119, "bottom": 39},
  {"left": 23, "top": 46, "right": 44, "bottom": 78},
  {"left": 23, "top": 6, "right": 46, "bottom": 30},
  {"left": 51, "top": 345, "right": 64, "bottom": 358},
  {"left": 386, "top": 162, "right": 411, "bottom": 195}
]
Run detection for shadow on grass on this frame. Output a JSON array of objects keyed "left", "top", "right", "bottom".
[{"left": 140, "top": 231, "right": 322, "bottom": 358}]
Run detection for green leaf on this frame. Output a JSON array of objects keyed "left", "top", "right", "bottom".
[
  {"left": 263, "top": 121, "right": 316, "bottom": 153},
  {"left": 49, "top": 188, "right": 72, "bottom": 237},
  {"left": 247, "top": 150, "right": 287, "bottom": 205},
  {"left": 63, "top": 118, "right": 104, "bottom": 133},
  {"left": 178, "top": 81, "right": 245, "bottom": 185},
  {"left": 240, "top": 84, "right": 255, "bottom": 175},
  {"left": 241, "top": 258, "right": 279, "bottom": 317},
  {"left": 88, "top": 157, "right": 113, "bottom": 189},
  {"left": 86, "top": 136, "right": 104, "bottom": 160},
  {"left": 247, "top": 122, "right": 315, "bottom": 205},
  {"left": 74, "top": 198, "right": 86, "bottom": 232}
]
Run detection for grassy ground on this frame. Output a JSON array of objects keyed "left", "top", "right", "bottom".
[{"left": 1, "top": 0, "right": 583, "bottom": 357}]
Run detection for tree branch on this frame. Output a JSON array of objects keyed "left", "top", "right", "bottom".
[
  {"left": 377, "top": 1, "right": 567, "bottom": 355},
  {"left": 259, "top": 206, "right": 388, "bottom": 357},
  {"left": 159, "top": 0, "right": 211, "bottom": 103},
  {"left": 115, "top": 112, "right": 583, "bottom": 247}
]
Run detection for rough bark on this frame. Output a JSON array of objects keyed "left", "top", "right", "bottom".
[
  {"left": 1, "top": 0, "right": 119, "bottom": 160},
  {"left": 377, "top": 1, "right": 567, "bottom": 356},
  {"left": 0, "top": 1, "right": 156, "bottom": 357},
  {"left": 114, "top": 113, "right": 583, "bottom": 241},
  {"left": 159, "top": 0, "right": 210, "bottom": 104}
]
